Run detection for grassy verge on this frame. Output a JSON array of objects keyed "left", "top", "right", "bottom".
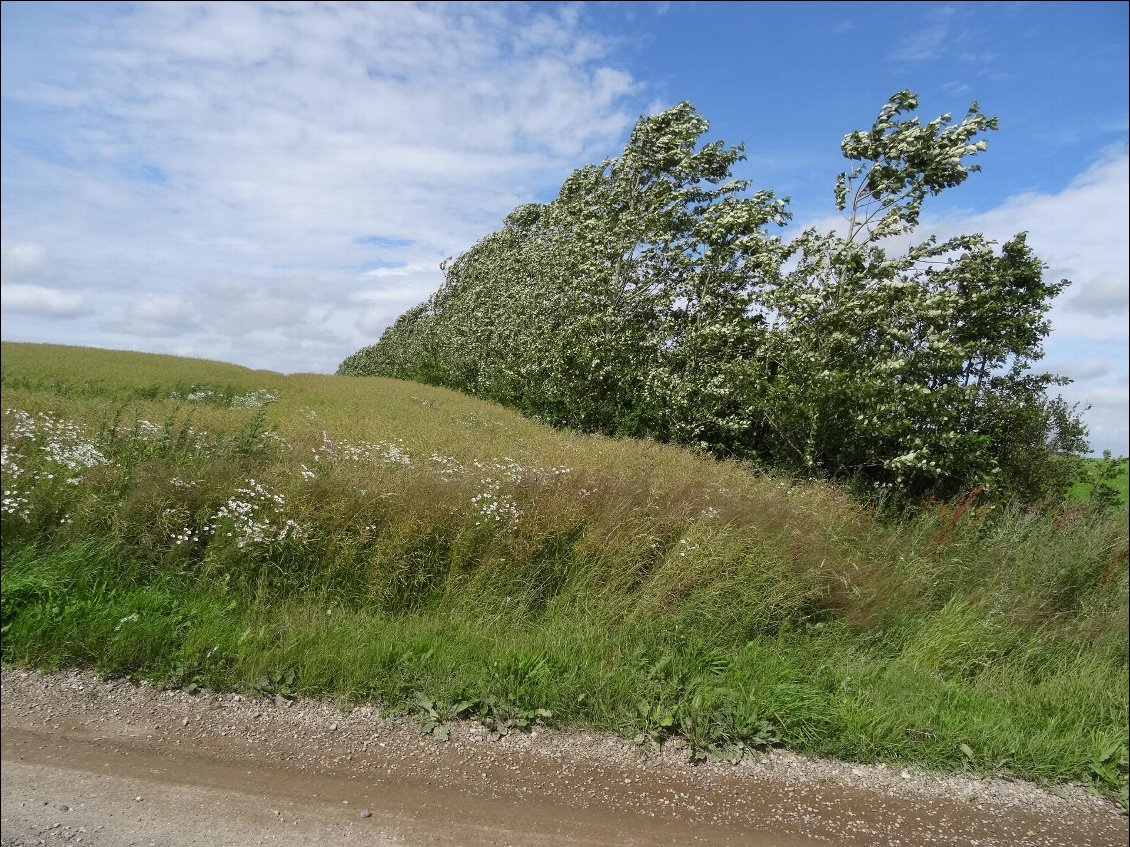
[{"left": 2, "top": 342, "right": 1127, "bottom": 804}]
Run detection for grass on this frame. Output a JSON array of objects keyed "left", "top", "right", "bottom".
[
  {"left": 1068, "top": 457, "right": 1130, "bottom": 506},
  {"left": 1, "top": 341, "right": 1127, "bottom": 804}
]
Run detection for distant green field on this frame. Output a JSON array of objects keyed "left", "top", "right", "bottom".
[
  {"left": 2, "top": 342, "right": 1127, "bottom": 804},
  {"left": 1069, "top": 457, "right": 1130, "bottom": 506}
]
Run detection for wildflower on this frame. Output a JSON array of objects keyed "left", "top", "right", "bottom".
[
  {"left": 2, "top": 409, "right": 108, "bottom": 517},
  {"left": 230, "top": 389, "right": 279, "bottom": 408},
  {"left": 2, "top": 489, "right": 31, "bottom": 521},
  {"left": 210, "top": 479, "right": 307, "bottom": 548},
  {"left": 471, "top": 478, "right": 521, "bottom": 527},
  {"left": 312, "top": 432, "right": 411, "bottom": 467}
]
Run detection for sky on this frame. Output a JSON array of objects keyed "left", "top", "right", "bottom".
[{"left": 1, "top": 1, "right": 1127, "bottom": 454}]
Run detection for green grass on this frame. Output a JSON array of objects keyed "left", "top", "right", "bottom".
[
  {"left": 1069, "top": 457, "right": 1130, "bottom": 506},
  {"left": 2, "top": 341, "right": 1127, "bottom": 803}
]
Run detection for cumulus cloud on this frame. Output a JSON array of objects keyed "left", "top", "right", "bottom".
[
  {"left": 107, "top": 293, "right": 200, "bottom": 337},
  {"left": 959, "top": 151, "right": 1129, "bottom": 344},
  {"left": 1046, "top": 357, "right": 1113, "bottom": 383},
  {"left": 2, "top": 3, "right": 1125, "bottom": 453},
  {"left": 1064, "top": 270, "right": 1128, "bottom": 318},
  {"left": 0, "top": 2, "right": 643, "bottom": 375},
  {"left": 920, "top": 152, "right": 1128, "bottom": 376}
]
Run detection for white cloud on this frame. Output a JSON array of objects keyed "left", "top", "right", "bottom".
[
  {"left": 890, "top": 23, "right": 950, "bottom": 63},
  {"left": 889, "top": 6, "right": 956, "bottom": 63},
  {"left": 813, "top": 152, "right": 1128, "bottom": 342},
  {"left": 2, "top": 3, "right": 1124, "bottom": 455},
  {"left": 1064, "top": 270, "right": 1128, "bottom": 318},
  {"left": 107, "top": 293, "right": 200, "bottom": 337},
  {"left": 0, "top": 242, "right": 46, "bottom": 279},
  {"left": 932, "top": 150, "right": 1128, "bottom": 346},
  {"left": 1, "top": 284, "right": 86, "bottom": 318},
  {"left": 1, "top": 2, "right": 644, "bottom": 376}
]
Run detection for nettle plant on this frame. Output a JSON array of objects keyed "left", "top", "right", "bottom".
[{"left": 342, "top": 92, "right": 1086, "bottom": 505}]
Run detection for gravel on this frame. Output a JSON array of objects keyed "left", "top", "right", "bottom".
[{"left": 2, "top": 666, "right": 1125, "bottom": 847}]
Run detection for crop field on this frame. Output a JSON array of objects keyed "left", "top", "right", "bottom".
[
  {"left": 1069, "top": 457, "right": 1130, "bottom": 506},
  {"left": 1, "top": 342, "right": 1127, "bottom": 804}
]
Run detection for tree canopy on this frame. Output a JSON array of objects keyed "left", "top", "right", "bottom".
[{"left": 339, "top": 92, "right": 1087, "bottom": 504}]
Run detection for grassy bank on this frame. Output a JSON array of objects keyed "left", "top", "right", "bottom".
[{"left": 2, "top": 342, "right": 1127, "bottom": 803}]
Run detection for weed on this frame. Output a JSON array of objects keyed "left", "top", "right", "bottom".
[
  {"left": 164, "top": 661, "right": 205, "bottom": 695},
  {"left": 633, "top": 699, "right": 675, "bottom": 751},
  {"left": 413, "top": 694, "right": 451, "bottom": 740},
  {"left": 254, "top": 668, "right": 297, "bottom": 706},
  {"left": 1090, "top": 739, "right": 1129, "bottom": 810}
]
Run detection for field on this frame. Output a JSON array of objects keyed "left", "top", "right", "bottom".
[
  {"left": 1, "top": 342, "right": 1127, "bottom": 804},
  {"left": 1069, "top": 457, "right": 1130, "bottom": 506}
]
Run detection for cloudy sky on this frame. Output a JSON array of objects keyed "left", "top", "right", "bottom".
[{"left": 2, "top": 2, "right": 1126, "bottom": 453}]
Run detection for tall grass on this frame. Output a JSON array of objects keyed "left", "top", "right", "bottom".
[{"left": 2, "top": 342, "right": 1127, "bottom": 802}]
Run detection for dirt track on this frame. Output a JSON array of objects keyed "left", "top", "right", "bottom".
[{"left": 1, "top": 668, "right": 1125, "bottom": 846}]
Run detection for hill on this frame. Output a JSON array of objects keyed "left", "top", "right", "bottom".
[{"left": 1, "top": 342, "right": 1127, "bottom": 802}]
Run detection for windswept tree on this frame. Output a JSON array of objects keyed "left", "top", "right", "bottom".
[
  {"left": 343, "top": 102, "right": 791, "bottom": 437},
  {"left": 757, "top": 92, "right": 1085, "bottom": 500},
  {"left": 340, "top": 93, "right": 1086, "bottom": 504}
]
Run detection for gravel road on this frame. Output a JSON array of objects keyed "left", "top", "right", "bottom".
[{"left": 1, "top": 667, "right": 1125, "bottom": 846}]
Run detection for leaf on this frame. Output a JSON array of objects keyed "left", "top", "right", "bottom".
[
  {"left": 1097, "top": 740, "right": 1124, "bottom": 764},
  {"left": 1091, "top": 762, "right": 1116, "bottom": 782},
  {"left": 960, "top": 743, "right": 975, "bottom": 760}
]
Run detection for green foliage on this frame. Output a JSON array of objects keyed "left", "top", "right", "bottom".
[
  {"left": 412, "top": 694, "right": 451, "bottom": 740},
  {"left": 1090, "top": 739, "right": 1129, "bottom": 808},
  {"left": 254, "top": 668, "right": 298, "bottom": 706},
  {"left": 341, "top": 92, "right": 1087, "bottom": 505}
]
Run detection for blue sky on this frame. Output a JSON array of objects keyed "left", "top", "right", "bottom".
[{"left": 2, "top": 1, "right": 1126, "bottom": 453}]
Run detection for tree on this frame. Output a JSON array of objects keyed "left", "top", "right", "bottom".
[
  {"left": 760, "top": 92, "right": 1085, "bottom": 500},
  {"left": 340, "top": 92, "right": 1087, "bottom": 504}
]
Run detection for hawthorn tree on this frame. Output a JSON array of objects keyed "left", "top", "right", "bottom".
[
  {"left": 340, "top": 92, "right": 1087, "bottom": 504},
  {"left": 756, "top": 92, "right": 1086, "bottom": 500}
]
